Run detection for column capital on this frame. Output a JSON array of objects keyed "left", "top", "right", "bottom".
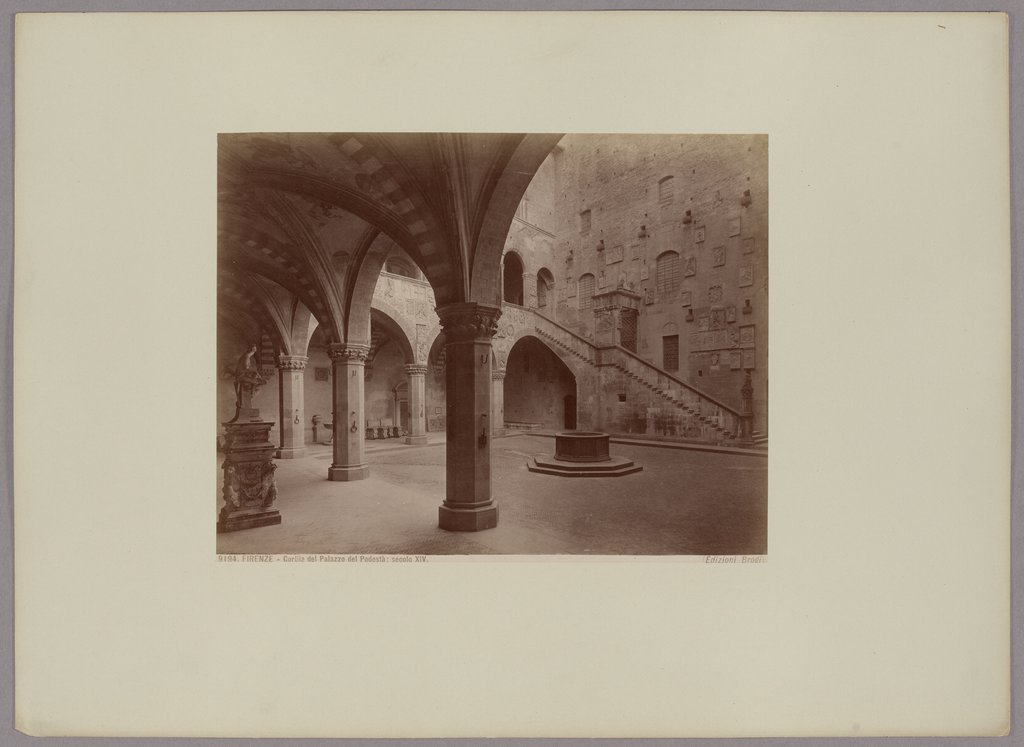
[
  {"left": 327, "top": 343, "right": 370, "bottom": 364},
  {"left": 436, "top": 302, "right": 502, "bottom": 342},
  {"left": 491, "top": 368, "right": 506, "bottom": 381},
  {"left": 404, "top": 363, "right": 429, "bottom": 376},
  {"left": 277, "top": 355, "right": 309, "bottom": 371}
]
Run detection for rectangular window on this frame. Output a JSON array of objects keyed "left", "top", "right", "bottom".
[{"left": 663, "top": 335, "right": 679, "bottom": 372}]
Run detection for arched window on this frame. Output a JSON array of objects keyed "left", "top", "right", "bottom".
[
  {"left": 385, "top": 257, "right": 417, "bottom": 279},
  {"left": 536, "top": 268, "right": 554, "bottom": 308},
  {"left": 502, "top": 252, "right": 524, "bottom": 305},
  {"left": 658, "top": 175, "right": 674, "bottom": 205},
  {"left": 656, "top": 251, "right": 680, "bottom": 296},
  {"left": 578, "top": 273, "right": 595, "bottom": 310}
]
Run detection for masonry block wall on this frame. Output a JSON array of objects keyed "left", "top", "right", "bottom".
[
  {"left": 502, "top": 158, "right": 557, "bottom": 311},
  {"left": 537, "top": 134, "right": 769, "bottom": 432}
]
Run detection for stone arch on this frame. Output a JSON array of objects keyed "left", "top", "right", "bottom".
[
  {"left": 216, "top": 272, "right": 289, "bottom": 357},
  {"left": 344, "top": 230, "right": 401, "bottom": 347},
  {"left": 495, "top": 326, "right": 589, "bottom": 386},
  {"left": 503, "top": 334, "right": 578, "bottom": 431},
  {"left": 219, "top": 217, "right": 344, "bottom": 343},
  {"left": 369, "top": 306, "right": 415, "bottom": 365},
  {"left": 242, "top": 164, "right": 458, "bottom": 306},
  {"left": 469, "top": 134, "right": 566, "bottom": 305},
  {"left": 536, "top": 267, "right": 554, "bottom": 309}
]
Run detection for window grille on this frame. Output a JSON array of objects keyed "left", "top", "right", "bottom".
[
  {"left": 663, "top": 335, "right": 679, "bottom": 372},
  {"left": 658, "top": 176, "right": 674, "bottom": 205},
  {"left": 579, "top": 274, "right": 595, "bottom": 309},
  {"left": 656, "top": 252, "right": 681, "bottom": 295}
]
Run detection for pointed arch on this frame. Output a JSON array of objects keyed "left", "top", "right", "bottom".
[{"left": 469, "top": 134, "right": 565, "bottom": 305}]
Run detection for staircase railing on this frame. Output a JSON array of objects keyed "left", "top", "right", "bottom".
[
  {"left": 523, "top": 308, "right": 743, "bottom": 439},
  {"left": 607, "top": 345, "right": 742, "bottom": 417},
  {"left": 602, "top": 346, "right": 741, "bottom": 438},
  {"left": 528, "top": 310, "right": 597, "bottom": 365}
]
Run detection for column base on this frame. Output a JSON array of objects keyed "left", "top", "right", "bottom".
[
  {"left": 438, "top": 502, "right": 499, "bottom": 532},
  {"left": 404, "top": 434, "right": 429, "bottom": 445},
  {"left": 328, "top": 464, "right": 369, "bottom": 481},
  {"left": 275, "top": 446, "right": 307, "bottom": 459},
  {"left": 217, "top": 508, "right": 281, "bottom": 534}
]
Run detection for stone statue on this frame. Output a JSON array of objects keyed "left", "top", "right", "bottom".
[{"left": 233, "top": 344, "right": 265, "bottom": 412}]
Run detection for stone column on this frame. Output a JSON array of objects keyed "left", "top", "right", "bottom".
[
  {"left": 404, "top": 363, "right": 428, "bottom": 445},
  {"left": 436, "top": 302, "right": 501, "bottom": 531},
  {"left": 276, "top": 355, "right": 308, "bottom": 459},
  {"left": 491, "top": 369, "right": 506, "bottom": 437},
  {"left": 327, "top": 343, "right": 369, "bottom": 481}
]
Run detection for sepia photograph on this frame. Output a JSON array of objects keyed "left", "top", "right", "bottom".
[
  {"left": 10, "top": 9, "right": 1013, "bottom": 739},
  {"left": 216, "top": 133, "right": 768, "bottom": 556}
]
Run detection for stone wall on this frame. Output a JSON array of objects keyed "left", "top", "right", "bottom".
[
  {"left": 540, "top": 134, "right": 769, "bottom": 431},
  {"left": 364, "top": 339, "right": 408, "bottom": 428}
]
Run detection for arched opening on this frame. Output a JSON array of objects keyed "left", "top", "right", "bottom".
[
  {"left": 364, "top": 309, "right": 415, "bottom": 436},
  {"left": 536, "top": 267, "right": 554, "bottom": 310},
  {"left": 504, "top": 336, "right": 576, "bottom": 431},
  {"left": 364, "top": 336, "right": 408, "bottom": 433},
  {"left": 656, "top": 250, "right": 680, "bottom": 297},
  {"left": 502, "top": 251, "right": 524, "bottom": 305},
  {"left": 578, "top": 273, "right": 595, "bottom": 310},
  {"left": 393, "top": 381, "right": 410, "bottom": 432},
  {"left": 303, "top": 324, "right": 335, "bottom": 445},
  {"left": 384, "top": 256, "right": 418, "bottom": 279},
  {"left": 658, "top": 175, "right": 674, "bottom": 205}
]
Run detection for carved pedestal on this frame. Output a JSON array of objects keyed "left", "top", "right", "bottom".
[{"left": 218, "top": 420, "right": 281, "bottom": 533}]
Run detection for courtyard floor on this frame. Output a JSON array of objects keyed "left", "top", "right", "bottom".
[{"left": 216, "top": 433, "right": 767, "bottom": 556}]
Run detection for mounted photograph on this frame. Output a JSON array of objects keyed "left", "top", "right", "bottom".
[{"left": 216, "top": 133, "right": 768, "bottom": 557}]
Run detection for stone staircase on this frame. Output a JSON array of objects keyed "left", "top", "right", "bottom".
[{"left": 528, "top": 310, "right": 743, "bottom": 443}]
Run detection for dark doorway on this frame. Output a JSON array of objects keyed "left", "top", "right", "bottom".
[
  {"left": 564, "top": 394, "right": 577, "bottom": 429},
  {"left": 503, "top": 252, "right": 524, "bottom": 305}
]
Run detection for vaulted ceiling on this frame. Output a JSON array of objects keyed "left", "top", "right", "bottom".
[{"left": 218, "top": 132, "right": 563, "bottom": 354}]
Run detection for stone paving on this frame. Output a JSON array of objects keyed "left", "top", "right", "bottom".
[{"left": 216, "top": 434, "right": 767, "bottom": 556}]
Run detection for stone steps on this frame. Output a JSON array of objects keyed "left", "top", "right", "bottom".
[
  {"left": 527, "top": 455, "right": 643, "bottom": 478},
  {"left": 531, "top": 313, "right": 737, "bottom": 442}
]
